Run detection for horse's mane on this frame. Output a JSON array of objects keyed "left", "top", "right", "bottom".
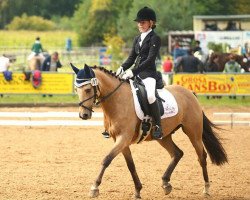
[{"left": 91, "top": 65, "right": 129, "bottom": 83}]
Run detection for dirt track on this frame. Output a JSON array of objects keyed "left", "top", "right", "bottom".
[{"left": 0, "top": 106, "right": 249, "bottom": 200}]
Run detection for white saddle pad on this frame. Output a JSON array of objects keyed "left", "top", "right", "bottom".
[{"left": 130, "top": 80, "right": 178, "bottom": 121}]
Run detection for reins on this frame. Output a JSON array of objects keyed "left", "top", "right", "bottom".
[{"left": 96, "top": 80, "right": 125, "bottom": 105}]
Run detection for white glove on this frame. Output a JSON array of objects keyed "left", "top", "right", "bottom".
[
  {"left": 116, "top": 66, "right": 124, "bottom": 77},
  {"left": 122, "top": 69, "right": 133, "bottom": 79}
]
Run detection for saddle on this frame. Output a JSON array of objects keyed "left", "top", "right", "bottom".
[
  {"left": 133, "top": 77, "right": 164, "bottom": 116},
  {"left": 132, "top": 77, "right": 165, "bottom": 143}
]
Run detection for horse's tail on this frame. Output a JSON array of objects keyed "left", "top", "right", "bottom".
[{"left": 202, "top": 112, "right": 228, "bottom": 166}]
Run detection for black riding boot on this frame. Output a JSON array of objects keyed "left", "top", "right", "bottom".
[{"left": 149, "top": 101, "right": 162, "bottom": 139}]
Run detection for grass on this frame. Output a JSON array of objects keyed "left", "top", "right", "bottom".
[
  {"left": 0, "top": 30, "right": 77, "bottom": 48},
  {"left": 0, "top": 94, "right": 249, "bottom": 107},
  {"left": 197, "top": 96, "right": 250, "bottom": 107},
  {"left": 0, "top": 94, "right": 78, "bottom": 105}
]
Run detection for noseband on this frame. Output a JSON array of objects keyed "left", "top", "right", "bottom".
[{"left": 78, "top": 78, "right": 125, "bottom": 113}]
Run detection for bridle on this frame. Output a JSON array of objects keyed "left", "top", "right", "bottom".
[{"left": 78, "top": 77, "right": 125, "bottom": 113}]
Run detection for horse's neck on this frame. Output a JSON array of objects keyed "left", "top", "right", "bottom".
[{"left": 95, "top": 70, "right": 131, "bottom": 117}]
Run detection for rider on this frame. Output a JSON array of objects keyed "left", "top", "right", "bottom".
[
  {"left": 27, "top": 37, "right": 45, "bottom": 62},
  {"left": 116, "top": 6, "right": 162, "bottom": 140}
]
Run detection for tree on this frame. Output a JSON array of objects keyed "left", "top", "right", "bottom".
[
  {"left": 73, "top": 0, "right": 129, "bottom": 46},
  {"left": 0, "top": 0, "right": 81, "bottom": 29}
]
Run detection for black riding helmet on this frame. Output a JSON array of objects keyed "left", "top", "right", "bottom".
[{"left": 134, "top": 7, "right": 156, "bottom": 22}]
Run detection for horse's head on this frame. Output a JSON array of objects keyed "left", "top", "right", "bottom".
[{"left": 71, "top": 63, "right": 98, "bottom": 120}]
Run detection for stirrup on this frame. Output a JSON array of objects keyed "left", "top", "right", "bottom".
[{"left": 152, "top": 125, "right": 162, "bottom": 140}]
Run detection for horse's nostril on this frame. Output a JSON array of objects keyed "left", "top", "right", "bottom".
[{"left": 79, "top": 113, "right": 89, "bottom": 119}]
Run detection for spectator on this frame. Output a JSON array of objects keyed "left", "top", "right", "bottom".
[
  {"left": 41, "top": 52, "right": 62, "bottom": 72},
  {"left": 0, "top": 54, "right": 11, "bottom": 98},
  {"left": 28, "top": 37, "right": 45, "bottom": 61},
  {"left": 173, "top": 41, "right": 186, "bottom": 66},
  {"left": 162, "top": 56, "right": 173, "bottom": 72},
  {"left": 223, "top": 54, "right": 241, "bottom": 73},
  {"left": 224, "top": 54, "right": 241, "bottom": 99},
  {"left": 65, "top": 37, "right": 72, "bottom": 52},
  {"left": 193, "top": 40, "right": 202, "bottom": 54},
  {"left": 175, "top": 48, "right": 203, "bottom": 73},
  {"left": 0, "top": 54, "right": 10, "bottom": 72}
]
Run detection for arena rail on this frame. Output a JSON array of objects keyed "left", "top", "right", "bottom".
[
  {"left": 0, "top": 111, "right": 103, "bottom": 126},
  {"left": 213, "top": 112, "right": 250, "bottom": 128}
]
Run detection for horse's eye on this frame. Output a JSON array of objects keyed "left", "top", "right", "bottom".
[{"left": 85, "top": 88, "right": 91, "bottom": 93}]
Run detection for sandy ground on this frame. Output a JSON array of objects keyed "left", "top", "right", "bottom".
[{"left": 0, "top": 106, "right": 249, "bottom": 200}]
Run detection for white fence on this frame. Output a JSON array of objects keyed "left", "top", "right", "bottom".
[
  {"left": 213, "top": 112, "right": 250, "bottom": 128},
  {"left": 0, "top": 111, "right": 249, "bottom": 128},
  {"left": 0, "top": 111, "right": 103, "bottom": 126}
]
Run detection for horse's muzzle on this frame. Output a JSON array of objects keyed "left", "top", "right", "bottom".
[{"left": 79, "top": 112, "right": 91, "bottom": 120}]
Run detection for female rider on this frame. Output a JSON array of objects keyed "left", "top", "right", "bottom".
[{"left": 116, "top": 7, "right": 162, "bottom": 139}]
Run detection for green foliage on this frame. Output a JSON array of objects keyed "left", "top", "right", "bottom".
[
  {"left": 51, "top": 16, "right": 74, "bottom": 30},
  {"left": 103, "top": 34, "right": 125, "bottom": 70},
  {"left": 0, "top": 0, "right": 81, "bottom": 29},
  {"left": 207, "top": 42, "right": 230, "bottom": 53},
  {"left": 7, "top": 14, "right": 56, "bottom": 31},
  {"left": 73, "top": 0, "right": 130, "bottom": 46}
]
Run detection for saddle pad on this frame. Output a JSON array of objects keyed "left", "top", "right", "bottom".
[{"left": 130, "top": 80, "right": 178, "bottom": 120}]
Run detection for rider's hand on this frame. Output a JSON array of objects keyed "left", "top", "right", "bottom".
[
  {"left": 116, "top": 66, "right": 124, "bottom": 78},
  {"left": 122, "top": 69, "right": 133, "bottom": 79}
]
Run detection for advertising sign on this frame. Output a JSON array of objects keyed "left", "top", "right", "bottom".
[
  {"left": 0, "top": 72, "right": 74, "bottom": 94},
  {"left": 195, "top": 31, "right": 244, "bottom": 54},
  {"left": 173, "top": 73, "right": 250, "bottom": 95}
]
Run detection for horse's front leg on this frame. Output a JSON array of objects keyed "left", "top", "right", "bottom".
[
  {"left": 122, "top": 147, "right": 142, "bottom": 199},
  {"left": 89, "top": 135, "right": 128, "bottom": 198}
]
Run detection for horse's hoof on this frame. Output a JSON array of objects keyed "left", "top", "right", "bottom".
[
  {"left": 203, "top": 191, "right": 210, "bottom": 198},
  {"left": 89, "top": 188, "right": 99, "bottom": 198},
  {"left": 162, "top": 183, "right": 172, "bottom": 195},
  {"left": 134, "top": 195, "right": 141, "bottom": 200}
]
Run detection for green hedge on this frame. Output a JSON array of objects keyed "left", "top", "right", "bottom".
[{"left": 7, "top": 14, "right": 56, "bottom": 31}]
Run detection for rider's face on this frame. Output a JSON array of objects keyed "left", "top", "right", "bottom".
[{"left": 137, "top": 20, "right": 152, "bottom": 33}]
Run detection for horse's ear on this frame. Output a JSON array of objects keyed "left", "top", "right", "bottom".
[
  {"left": 84, "top": 63, "right": 90, "bottom": 69},
  {"left": 70, "top": 63, "right": 79, "bottom": 74},
  {"left": 84, "top": 63, "right": 94, "bottom": 78}
]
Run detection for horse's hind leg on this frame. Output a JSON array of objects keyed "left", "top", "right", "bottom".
[
  {"left": 183, "top": 126, "right": 210, "bottom": 196},
  {"left": 157, "top": 135, "right": 183, "bottom": 195},
  {"left": 122, "top": 147, "right": 142, "bottom": 199}
]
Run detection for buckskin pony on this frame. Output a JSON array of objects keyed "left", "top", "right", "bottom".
[{"left": 71, "top": 64, "right": 228, "bottom": 199}]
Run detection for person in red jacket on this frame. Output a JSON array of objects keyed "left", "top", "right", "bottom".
[{"left": 162, "top": 56, "right": 173, "bottom": 72}]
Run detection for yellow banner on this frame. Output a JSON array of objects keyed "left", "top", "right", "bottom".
[
  {"left": 0, "top": 72, "right": 74, "bottom": 94},
  {"left": 173, "top": 74, "right": 250, "bottom": 95}
]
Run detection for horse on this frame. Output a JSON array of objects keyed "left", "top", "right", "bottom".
[
  {"left": 204, "top": 52, "right": 250, "bottom": 72},
  {"left": 71, "top": 64, "right": 228, "bottom": 199},
  {"left": 28, "top": 56, "right": 43, "bottom": 71}
]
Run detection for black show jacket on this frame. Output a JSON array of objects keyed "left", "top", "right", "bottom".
[{"left": 121, "top": 30, "right": 161, "bottom": 79}]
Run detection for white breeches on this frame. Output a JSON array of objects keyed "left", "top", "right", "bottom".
[{"left": 141, "top": 77, "right": 156, "bottom": 104}]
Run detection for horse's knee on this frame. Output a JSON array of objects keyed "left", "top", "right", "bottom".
[
  {"left": 102, "top": 155, "right": 113, "bottom": 168},
  {"left": 174, "top": 149, "right": 183, "bottom": 162}
]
